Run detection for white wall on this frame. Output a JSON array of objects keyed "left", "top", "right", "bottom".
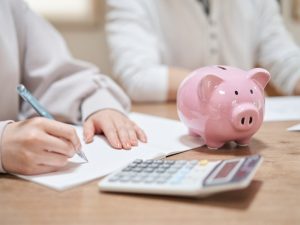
[{"left": 53, "top": 1, "right": 112, "bottom": 75}]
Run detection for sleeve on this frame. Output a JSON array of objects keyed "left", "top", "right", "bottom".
[
  {"left": 256, "top": 0, "right": 300, "bottom": 95},
  {"left": 105, "top": 0, "right": 169, "bottom": 102},
  {"left": 14, "top": 0, "right": 131, "bottom": 123},
  {"left": 0, "top": 121, "right": 14, "bottom": 173}
]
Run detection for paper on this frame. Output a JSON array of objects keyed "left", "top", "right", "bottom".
[
  {"left": 287, "top": 124, "right": 300, "bottom": 131},
  {"left": 264, "top": 96, "right": 300, "bottom": 121},
  {"left": 18, "top": 113, "right": 204, "bottom": 190}
]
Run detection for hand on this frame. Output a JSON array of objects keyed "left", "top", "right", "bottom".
[
  {"left": 1, "top": 117, "right": 81, "bottom": 175},
  {"left": 83, "top": 109, "right": 147, "bottom": 150}
]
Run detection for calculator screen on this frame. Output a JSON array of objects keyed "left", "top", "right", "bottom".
[{"left": 213, "top": 161, "right": 239, "bottom": 179}]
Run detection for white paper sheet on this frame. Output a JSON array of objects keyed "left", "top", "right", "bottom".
[
  {"left": 265, "top": 96, "right": 300, "bottom": 121},
  {"left": 18, "top": 113, "right": 204, "bottom": 190},
  {"left": 287, "top": 124, "right": 300, "bottom": 131}
]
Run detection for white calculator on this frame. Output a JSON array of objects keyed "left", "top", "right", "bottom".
[{"left": 99, "top": 154, "right": 262, "bottom": 197}]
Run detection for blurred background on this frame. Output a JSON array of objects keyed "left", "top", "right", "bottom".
[{"left": 24, "top": 0, "right": 300, "bottom": 79}]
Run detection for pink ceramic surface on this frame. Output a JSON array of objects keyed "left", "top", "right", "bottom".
[{"left": 177, "top": 65, "right": 270, "bottom": 149}]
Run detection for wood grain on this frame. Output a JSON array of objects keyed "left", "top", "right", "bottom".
[{"left": 1, "top": 103, "right": 300, "bottom": 225}]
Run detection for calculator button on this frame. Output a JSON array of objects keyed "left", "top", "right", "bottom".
[
  {"left": 135, "top": 165, "right": 147, "bottom": 170},
  {"left": 199, "top": 159, "right": 208, "bottom": 166},
  {"left": 190, "top": 160, "right": 198, "bottom": 165},
  {"left": 175, "top": 160, "right": 187, "bottom": 164},
  {"left": 165, "top": 168, "right": 179, "bottom": 174},
  {"left": 156, "top": 178, "right": 168, "bottom": 184},
  {"left": 144, "top": 160, "right": 154, "bottom": 164},
  {"left": 144, "top": 168, "right": 155, "bottom": 173},
  {"left": 155, "top": 168, "right": 167, "bottom": 173},
  {"left": 132, "top": 176, "right": 146, "bottom": 183},
  {"left": 122, "top": 167, "right": 133, "bottom": 172},
  {"left": 159, "top": 164, "right": 171, "bottom": 169},
  {"left": 119, "top": 176, "right": 132, "bottom": 182},
  {"left": 108, "top": 176, "right": 120, "bottom": 182},
  {"left": 132, "top": 168, "right": 143, "bottom": 173},
  {"left": 153, "top": 160, "right": 164, "bottom": 164},
  {"left": 138, "top": 163, "right": 149, "bottom": 168},
  {"left": 132, "top": 159, "right": 143, "bottom": 164},
  {"left": 144, "top": 176, "right": 159, "bottom": 183},
  {"left": 165, "top": 160, "right": 175, "bottom": 165},
  {"left": 127, "top": 164, "right": 137, "bottom": 169}
]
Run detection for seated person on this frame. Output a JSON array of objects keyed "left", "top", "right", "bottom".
[
  {"left": 0, "top": 0, "right": 146, "bottom": 175},
  {"left": 105, "top": 0, "right": 300, "bottom": 101}
]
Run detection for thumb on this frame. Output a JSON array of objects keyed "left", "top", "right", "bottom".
[{"left": 83, "top": 119, "right": 95, "bottom": 143}]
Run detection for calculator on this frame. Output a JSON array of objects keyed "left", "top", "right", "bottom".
[{"left": 99, "top": 154, "right": 262, "bottom": 197}]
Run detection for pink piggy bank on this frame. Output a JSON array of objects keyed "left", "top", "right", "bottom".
[{"left": 177, "top": 65, "right": 270, "bottom": 149}]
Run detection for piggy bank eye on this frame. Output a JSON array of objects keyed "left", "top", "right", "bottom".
[
  {"left": 250, "top": 89, "right": 253, "bottom": 94},
  {"left": 234, "top": 90, "right": 239, "bottom": 95}
]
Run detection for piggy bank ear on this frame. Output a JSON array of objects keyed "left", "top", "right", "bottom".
[
  {"left": 198, "top": 74, "right": 223, "bottom": 102},
  {"left": 248, "top": 68, "right": 271, "bottom": 90}
]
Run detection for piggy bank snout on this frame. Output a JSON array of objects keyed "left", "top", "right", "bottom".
[{"left": 232, "top": 104, "right": 259, "bottom": 131}]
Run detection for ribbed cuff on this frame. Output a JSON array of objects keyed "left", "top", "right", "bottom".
[{"left": 0, "top": 121, "right": 14, "bottom": 173}]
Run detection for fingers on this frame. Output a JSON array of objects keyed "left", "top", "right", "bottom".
[
  {"left": 41, "top": 119, "right": 81, "bottom": 151},
  {"left": 83, "top": 119, "right": 96, "bottom": 144},
  {"left": 102, "top": 125, "right": 122, "bottom": 149},
  {"left": 42, "top": 135, "right": 75, "bottom": 157},
  {"left": 133, "top": 123, "right": 147, "bottom": 143},
  {"left": 21, "top": 164, "right": 64, "bottom": 176},
  {"left": 82, "top": 110, "right": 148, "bottom": 150},
  {"left": 6, "top": 148, "right": 69, "bottom": 175},
  {"left": 117, "top": 126, "right": 133, "bottom": 150},
  {"left": 36, "top": 150, "right": 69, "bottom": 168},
  {"left": 99, "top": 117, "right": 133, "bottom": 150}
]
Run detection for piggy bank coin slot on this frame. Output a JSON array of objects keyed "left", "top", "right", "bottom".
[{"left": 217, "top": 66, "right": 227, "bottom": 70}]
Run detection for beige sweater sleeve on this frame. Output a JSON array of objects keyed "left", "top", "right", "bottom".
[
  {"left": 15, "top": 0, "right": 130, "bottom": 123},
  {"left": 0, "top": 121, "right": 14, "bottom": 173}
]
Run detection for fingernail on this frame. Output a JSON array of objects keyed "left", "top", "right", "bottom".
[
  {"left": 126, "top": 143, "right": 131, "bottom": 150},
  {"left": 116, "top": 142, "right": 121, "bottom": 149},
  {"left": 131, "top": 139, "right": 138, "bottom": 146}
]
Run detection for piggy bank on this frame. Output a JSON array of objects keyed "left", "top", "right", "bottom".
[{"left": 177, "top": 65, "right": 270, "bottom": 149}]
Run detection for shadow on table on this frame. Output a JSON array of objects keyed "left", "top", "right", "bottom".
[
  {"left": 189, "top": 137, "right": 267, "bottom": 156},
  {"left": 102, "top": 179, "right": 262, "bottom": 210}
]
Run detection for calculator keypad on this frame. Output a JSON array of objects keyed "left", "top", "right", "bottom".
[
  {"left": 107, "top": 159, "right": 216, "bottom": 186},
  {"left": 100, "top": 155, "right": 262, "bottom": 197}
]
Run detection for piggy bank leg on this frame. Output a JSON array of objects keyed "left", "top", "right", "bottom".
[
  {"left": 189, "top": 128, "right": 200, "bottom": 137},
  {"left": 205, "top": 140, "right": 225, "bottom": 149},
  {"left": 236, "top": 138, "right": 251, "bottom": 147}
]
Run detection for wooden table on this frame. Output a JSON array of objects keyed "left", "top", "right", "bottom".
[{"left": 1, "top": 103, "right": 300, "bottom": 225}]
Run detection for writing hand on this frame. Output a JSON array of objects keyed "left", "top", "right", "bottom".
[{"left": 1, "top": 118, "right": 81, "bottom": 175}]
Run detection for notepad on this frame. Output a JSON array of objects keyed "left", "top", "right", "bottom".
[
  {"left": 264, "top": 96, "right": 300, "bottom": 121},
  {"left": 17, "top": 113, "right": 204, "bottom": 190}
]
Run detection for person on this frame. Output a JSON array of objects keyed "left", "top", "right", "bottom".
[
  {"left": 105, "top": 0, "right": 300, "bottom": 102},
  {"left": 0, "top": 0, "right": 147, "bottom": 175}
]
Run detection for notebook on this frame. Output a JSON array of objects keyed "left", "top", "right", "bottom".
[{"left": 17, "top": 113, "right": 204, "bottom": 190}]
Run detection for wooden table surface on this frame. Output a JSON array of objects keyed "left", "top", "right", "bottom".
[{"left": 1, "top": 103, "right": 300, "bottom": 225}]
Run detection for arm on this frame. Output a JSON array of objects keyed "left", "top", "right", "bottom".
[
  {"left": 15, "top": 2, "right": 131, "bottom": 123},
  {"left": 168, "top": 68, "right": 191, "bottom": 100},
  {"left": 106, "top": 0, "right": 189, "bottom": 102},
  {"left": 0, "top": 1, "right": 146, "bottom": 175},
  {"left": 16, "top": 1, "right": 146, "bottom": 148},
  {"left": 256, "top": 0, "right": 300, "bottom": 95}
]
